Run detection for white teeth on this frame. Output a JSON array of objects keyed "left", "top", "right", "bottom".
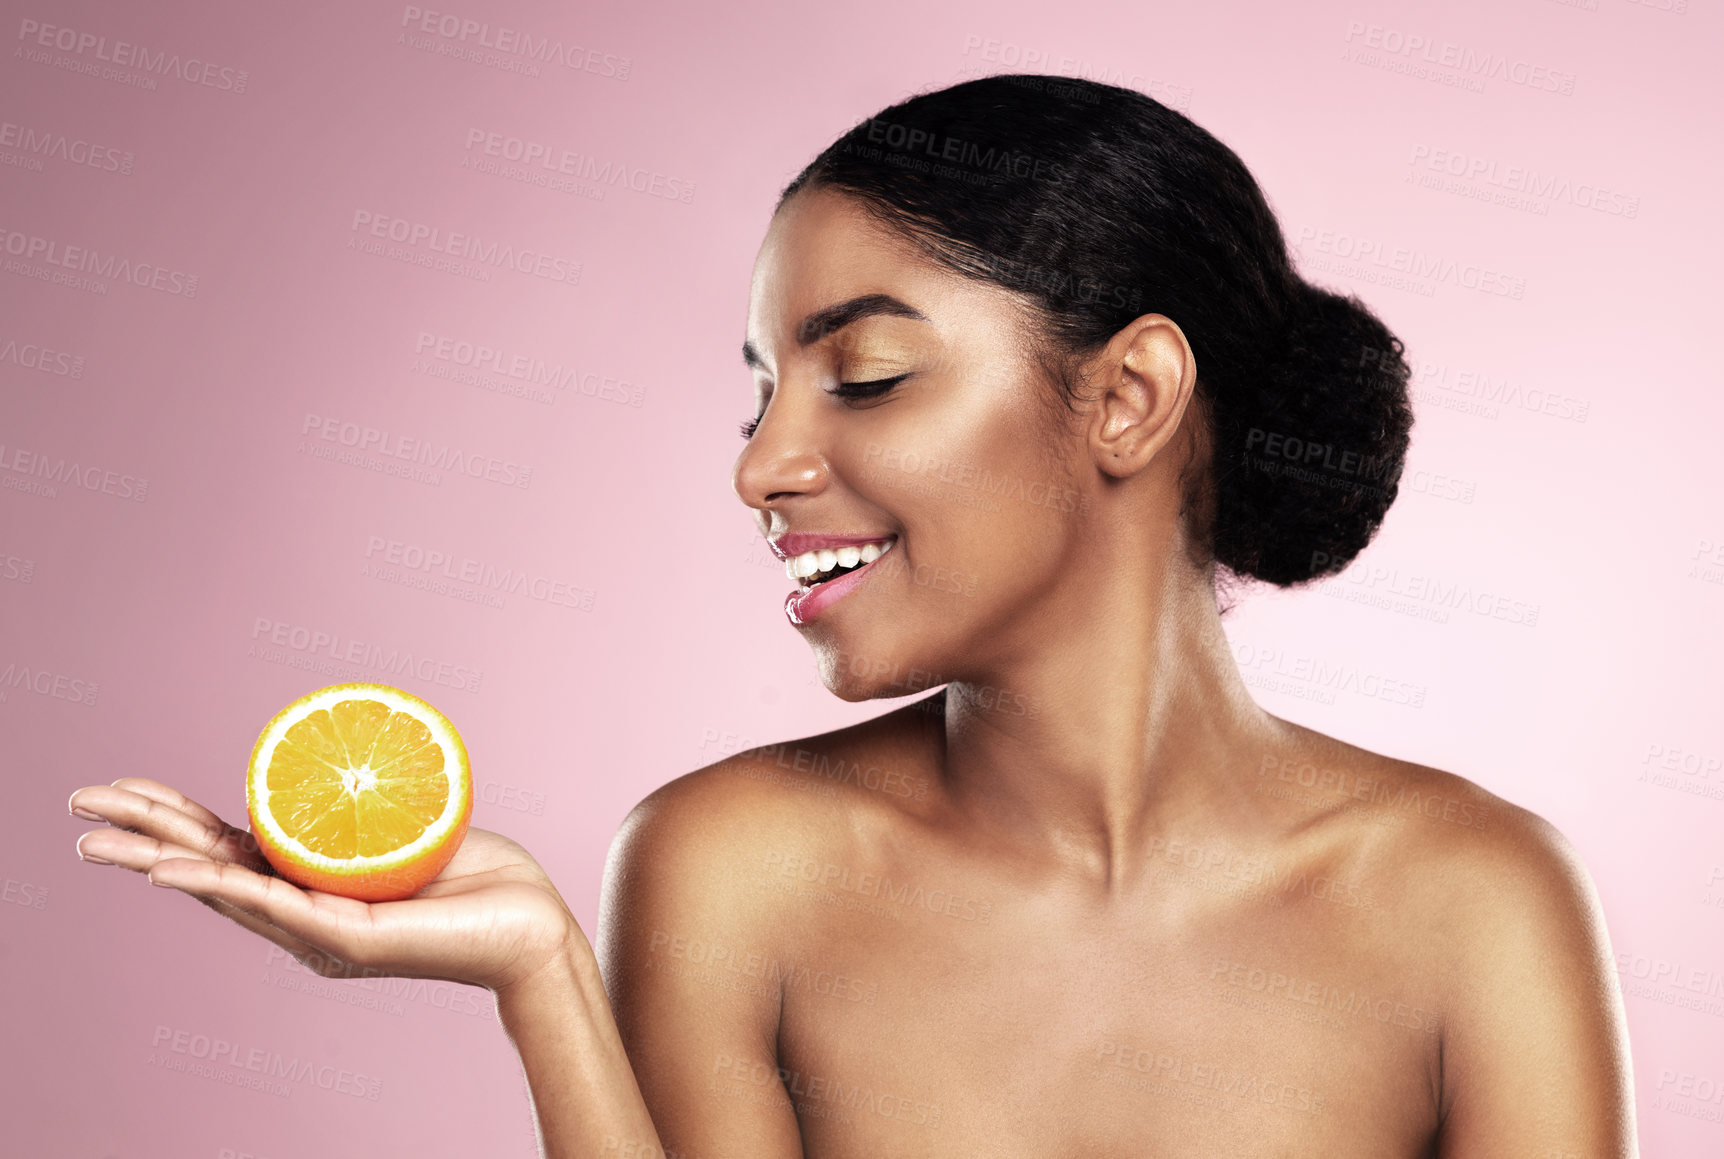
[{"left": 784, "top": 538, "right": 894, "bottom": 585}]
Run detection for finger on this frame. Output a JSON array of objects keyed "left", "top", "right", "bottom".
[
  {"left": 77, "top": 828, "right": 210, "bottom": 872},
  {"left": 68, "top": 783, "right": 271, "bottom": 872},
  {"left": 162, "top": 875, "right": 327, "bottom": 964},
  {"left": 119, "top": 779, "right": 275, "bottom": 869},
  {"left": 78, "top": 832, "right": 326, "bottom": 965},
  {"left": 109, "top": 777, "right": 232, "bottom": 835},
  {"left": 148, "top": 858, "right": 382, "bottom": 967},
  {"left": 75, "top": 826, "right": 278, "bottom": 880}
]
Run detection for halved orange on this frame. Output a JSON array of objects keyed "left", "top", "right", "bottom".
[{"left": 246, "top": 683, "right": 472, "bottom": 901}]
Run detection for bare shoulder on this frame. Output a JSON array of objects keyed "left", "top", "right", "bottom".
[
  {"left": 1380, "top": 757, "right": 1617, "bottom": 1001},
  {"left": 1327, "top": 741, "right": 1608, "bottom": 950},
  {"left": 1265, "top": 726, "right": 1616, "bottom": 996},
  {"left": 1273, "top": 730, "right": 1596, "bottom": 909},
  {"left": 599, "top": 698, "right": 940, "bottom": 934},
  {"left": 589, "top": 703, "right": 939, "bottom": 1154},
  {"left": 1283, "top": 731, "right": 1633, "bottom": 1143}
]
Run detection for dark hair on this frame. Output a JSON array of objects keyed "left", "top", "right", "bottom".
[{"left": 777, "top": 73, "right": 1413, "bottom": 589}]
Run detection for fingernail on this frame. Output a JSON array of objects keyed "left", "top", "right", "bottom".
[
  {"left": 71, "top": 806, "right": 105, "bottom": 822},
  {"left": 79, "top": 851, "right": 115, "bottom": 865},
  {"left": 149, "top": 876, "right": 177, "bottom": 888}
]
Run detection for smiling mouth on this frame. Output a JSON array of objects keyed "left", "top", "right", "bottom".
[{"left": 786, "top": 538, "right": 896, "bottom": 589}]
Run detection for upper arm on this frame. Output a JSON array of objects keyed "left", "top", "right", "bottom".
[
  {"left": 596, "top": 769, "right": 806, "bottom": 1159},
  {"left": 1435, "top": 811, "right": 1638, "bottom": 1158}
]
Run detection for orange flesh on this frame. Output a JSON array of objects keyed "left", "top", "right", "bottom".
[{"left": 264, "top": 698, "right": 449, "bottom": 859}]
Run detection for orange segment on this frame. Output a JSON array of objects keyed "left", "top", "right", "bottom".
[{"left": 246, "top": 683, "right": 472, "bottom": 901}]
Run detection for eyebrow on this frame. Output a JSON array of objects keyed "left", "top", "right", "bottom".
[{"left": 741, "top": 293, "right": 930, "bottom": 371}]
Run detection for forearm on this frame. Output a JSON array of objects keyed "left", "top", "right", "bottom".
[{"left": 496, "top": 930, "right": 665, "bottom": 1159}]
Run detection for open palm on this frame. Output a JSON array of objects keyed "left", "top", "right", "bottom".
[{"left": 69, "top": 777, "right": 580, "bottom": 994}]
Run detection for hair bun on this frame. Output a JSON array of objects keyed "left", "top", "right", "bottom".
[{"left": 1209, "top": 280, "right": 1414, "bottom": 586}]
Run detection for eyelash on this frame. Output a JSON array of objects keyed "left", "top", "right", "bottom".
[{"left": 738, "top": 374, "right": 911, "bottom": 440}]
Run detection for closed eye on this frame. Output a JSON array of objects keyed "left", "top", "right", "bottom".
[
  {"left": 738, "top": 374, "right": 911, "bottom": 441},
  {"left": 831, "top": 373, "right": 911, "bottom": 401}
]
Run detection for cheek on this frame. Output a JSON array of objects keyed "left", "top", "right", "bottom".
[{"left": 846, "top": 410, "right": 1082, "bottom": 606}]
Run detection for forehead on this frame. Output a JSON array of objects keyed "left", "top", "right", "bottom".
[{"left": 745, "top": 187, "right": 1026, "bottom": 367}]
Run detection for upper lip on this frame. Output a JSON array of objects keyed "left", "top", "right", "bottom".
[{"left": 767, "top": 531, "right": 897, "bottom": 560}]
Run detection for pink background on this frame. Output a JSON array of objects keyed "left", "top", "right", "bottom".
[{"left": 3, "top": 0, "right": 1721, "bottom": 1154}]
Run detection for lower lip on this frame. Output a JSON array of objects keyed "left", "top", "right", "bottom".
[{"left": 784, "top": 546, "right": 893, "bottom": 626}]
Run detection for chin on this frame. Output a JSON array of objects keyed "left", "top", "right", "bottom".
[{"left": 811, "top": 632, "right": 954, "bottom": 706}]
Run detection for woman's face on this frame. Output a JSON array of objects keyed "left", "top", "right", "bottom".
[{"left": 734, "top": 186, "right": 1102, "bottom": 701}]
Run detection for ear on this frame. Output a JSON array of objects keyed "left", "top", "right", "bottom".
[{"left": 1088, "top": 314, "right": 1198, "bottom": 479}]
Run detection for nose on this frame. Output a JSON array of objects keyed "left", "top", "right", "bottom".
[{"left": 731, "top": 395, "right": 831, "bottom": 512}]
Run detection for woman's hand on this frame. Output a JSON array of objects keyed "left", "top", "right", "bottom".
[{"left": 68, "top": 776, "right": 584, "bottom": 995}]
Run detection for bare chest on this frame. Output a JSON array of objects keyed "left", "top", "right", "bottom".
[{"left": 758, "top": 855, "right": 1443, "bottom": 1158}]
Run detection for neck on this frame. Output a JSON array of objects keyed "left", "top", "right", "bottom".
[{"left": 935, "top": 548, "right": 1290, "bottom": 892}]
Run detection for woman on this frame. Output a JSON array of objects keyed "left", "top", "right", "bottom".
[{"left": 68, "top": 75, "right": 1637, "bottom": 1157}]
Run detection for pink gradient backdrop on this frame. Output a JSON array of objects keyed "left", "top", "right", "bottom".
[{"left": 3, "top": 0, "right": 1719, "bottom": 1154}]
